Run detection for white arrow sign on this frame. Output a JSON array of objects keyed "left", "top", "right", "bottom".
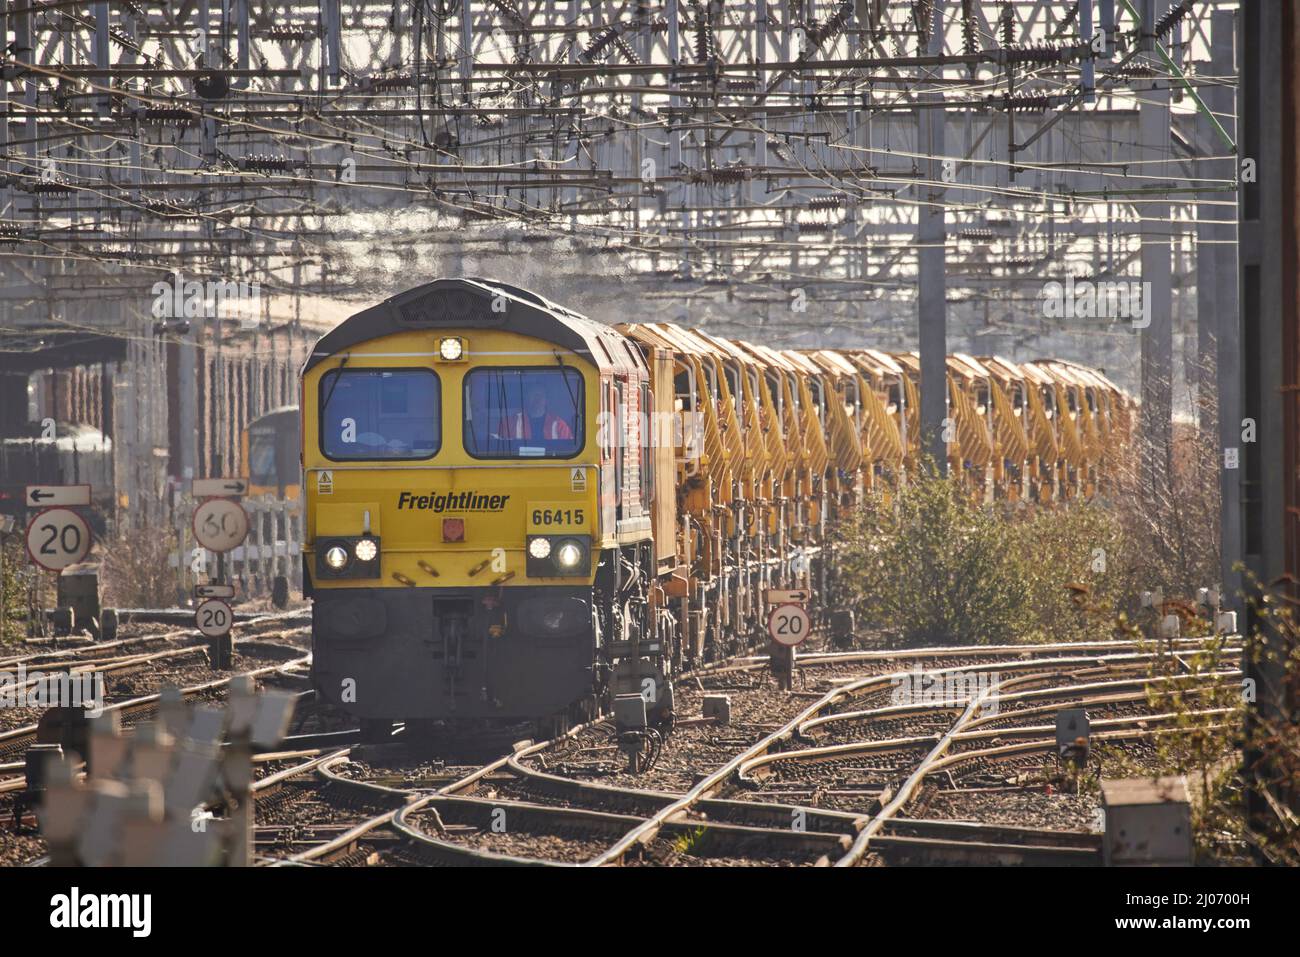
[
  {"left": 766, "top": 588, "right": 810, "bottom": 605},
  {"left": 26, "top": 484, "right": 91, "bottom": 507},
  {"left": 195, "top": 583, "right": 235, "bottom": 599},
  {"left": 192, "top": 477, "right": 248, "bottom": 498}
]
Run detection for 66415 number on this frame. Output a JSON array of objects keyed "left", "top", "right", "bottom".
[{"left": 530, "top": 507, "right": 584, "bottom": 527}]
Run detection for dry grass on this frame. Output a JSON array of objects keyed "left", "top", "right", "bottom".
[{"left": 98, "top": 523, "right": 179, "bottom": 609}]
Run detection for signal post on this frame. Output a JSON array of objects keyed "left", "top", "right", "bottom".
[
  {"left": 766, "top": 589, "right": 811, "bottom": 692},
  {"left": 190, "top": 478, "right": 250, "bottom": 669}
]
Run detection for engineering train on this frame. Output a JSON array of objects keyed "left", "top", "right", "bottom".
[{"left": 299, "top": 278, "right": 1132, "bottom": 739}]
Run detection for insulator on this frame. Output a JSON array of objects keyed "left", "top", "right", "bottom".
[
  {"left": 1058, "top": 2, "right": 1081, "bottom": 34},
  {"left": 143, "top": 106, "right": 198, "bottom": 125},
  {"left": 767, "top": 138, "right": 796, "bottom": 163},
  {"left": 259, "top": 26, "right": 313, "bottom": 41},
  {"left": 580, "top": 25, "right": 619, "bottom": 63},
  {"left": 809, "top": 0, "right": 852, "bottom": 48},
  {"left": 1003, "top": 42, "right": 1072, "bottom": 66},
  {"left": 911, "top": 0, "right": 933, "bottom": 42},
  {"left": 108, "top": 26, "right": 138, "bottom": 51},
  {"left": 90, "top": 246, "right": 143, "bottom": 260},
  {"left": 1006, "top": 93, "right": 1054, "bottom": 112},
  {"left": 241, "top": 154, "right": 295, "bottom": 174},
  {"left": 373, "top": 73, "right": 415, "bottom": 91},
  {"left": 692, "top": 2, "right": 716, "bottom": 62},
  {"left": 0, "top": 222, "right": 22, "bottom": 244},
  {"left": 798, "top": 221, "right": 834, "bottom": 235},
  {"left": 144, "top": 201, "right": 200, "bottom": 221},
  {"left": 1155, "top": 0, "right": 1195, "bottom": 40},
  {"left": 725, "top": 78, "right": 758, "bottom": 91},
  {"left": 962, "top": 0, "right": 979, "bottom": 56},
  {"left": 32, "top": 181, "right": 74, "bottom": 194},
  {"left": 808, "top": 194, "right": 843, "bottom": 211},
  {"left": 613, "top": 35, "right": 642, "bottom": 66},
  {"left": 960, "top": 228, "right": 994, "bottom": 241},
  {"left": 1000, "top": 3, "right": 1015, "bottom": 47},
  {"left": 486, "top": 0, "right": 525, "bottom": 26},
  {"left": 707, "top": 165, "right": 749, "bottom": 184},
  {"left": 1110, "top": 63, "right": 1157, "bottom": 81}
]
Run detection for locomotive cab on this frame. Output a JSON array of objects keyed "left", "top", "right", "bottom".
[{"left": 301, "top": 279, "right": 668, "bottom": 736}]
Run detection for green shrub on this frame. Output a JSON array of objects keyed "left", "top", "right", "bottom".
[
  {"left": 1, "top": 535, "right": 24, "bottom": 645},
  {"left": 838, "top": 470, "right": 1030, "bottom": 645},
  {"left": 836, "top": 468, "right": 1150, "bottom": 646},
  {"left": 1011, "top": 501, "right": 1129, "bottom": 644}
]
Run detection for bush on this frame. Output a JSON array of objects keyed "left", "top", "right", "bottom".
[
  {"left": 837, "top": 467, "right": 1148, "bottom": 646},
  {"left": 1010, "top": 501, "right": 1130, "bottom": 644},
  {"left": 99, "top": 524, "right": 179, "bottom": 609},
  {"left": 838, "top": 469, "right": 1030, "bottom": 645},
  {"left": 1, "top": 535, "right": 26, "bottom": 645}
]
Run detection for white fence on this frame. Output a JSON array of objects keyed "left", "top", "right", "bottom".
[{"left": 171, "top": 497, "right": 302, "bottom": 600}]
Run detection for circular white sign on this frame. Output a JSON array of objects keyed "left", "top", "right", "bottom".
[
  {"left": 767, "top": 603, "right": 810, "bottom": 647},
  {"left": 25, "top": 508, "right": 92, "bottom": 571},
  {"left": 195, "top": 598, "right": 233, "bottom": 638},
  {"left": 192, "top": 498, "right": 250, "bottom": 552}
]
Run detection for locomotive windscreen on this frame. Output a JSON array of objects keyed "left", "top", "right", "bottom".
[
  {"left": 463, "top": 367, "right": 583, "bottom": 459},
  {"left": 319, "top": 368, "right": 441, "bottom": 460}
]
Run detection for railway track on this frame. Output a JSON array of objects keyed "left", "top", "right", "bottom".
[
  {"left": 254, "top": 636, "right": 1238, "bottom": 867},
  {"left": 2, "top": 630, "right": 1241, "bottom": 867}
]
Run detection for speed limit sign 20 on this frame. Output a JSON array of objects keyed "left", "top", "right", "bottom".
[
  {"left": 195, "top": 598, "right": 233, "bottom": 638},
  {"left": 192, "top": 498, "right": 250, "bottom": 553},
  {"left": 26, "top": 508, "right": 92, "bottom": 571},
  {"left": 767, "top": 603, "right": 810, "bottom": 647}
]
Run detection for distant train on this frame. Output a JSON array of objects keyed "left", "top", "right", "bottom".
[
  {"left": 298, "top": 278, "right": 1133, "bottom": 738},
  {"left": 241, "top": 406, "right": 301, "bottom": 500},
  {"left": 0, "top": 423, "right": 113, "bottom": 531}
]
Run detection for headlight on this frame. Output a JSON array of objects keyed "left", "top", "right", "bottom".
[
  {"left": 555, "top": 540, "right": 583, "bottom": 569},
  {"left": 324, "top": 546, "right": 349, "bottom": 569},
  {"left": 525, "top": 534, "right": 590, "bottom": 578},
  {"left": 354, "top": 538, "right": 379, "bottom": 562},
  {"left": 439, "top": 337, "right": 464, "bottom": 360}
]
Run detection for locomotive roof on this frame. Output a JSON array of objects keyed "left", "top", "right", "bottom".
[{"left": 304, "top": 277, "right": 642, "bottom": 376}]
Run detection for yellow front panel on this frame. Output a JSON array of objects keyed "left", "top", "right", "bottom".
[{"left": 302, "top": 327, "right": 603, "bottom": 589}]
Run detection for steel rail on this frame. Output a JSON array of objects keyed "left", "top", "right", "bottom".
[
  {"left": 0, "top": 651, "right": 313, "bottom": 785},
  {"left": 834, "top": 720, "right": 1234, "bottom": 867},
  {"left": 741, "top": 706, "right": 1238, "bottom": 783},
  {"left": 800, "top": 666, "right": 1242, "bottom": 734},
  {"left": 585, "top": 646, "right": 1241, "bottom": 865}
]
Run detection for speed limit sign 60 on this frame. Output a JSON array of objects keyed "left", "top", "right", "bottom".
[
  {"left": 195, "top": 598, "right": 233, "bottom": 638},
  {"left": 192, "top": 498, "right": 250, "bottom": 552},
  {"left": 26, "top": 508, "right": 92, "bottom": 571},
  {"left": 767, "top": 603, "right": 810, "bottom": 647}
]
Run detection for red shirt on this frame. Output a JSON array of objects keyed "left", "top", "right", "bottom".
[{"left": 495, "top": 411, "right": 573, "bottom": 441}]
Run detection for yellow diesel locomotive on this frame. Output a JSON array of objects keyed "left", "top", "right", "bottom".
[{"left": 300, "top": 278, "right": 1132, "bottom": 738}]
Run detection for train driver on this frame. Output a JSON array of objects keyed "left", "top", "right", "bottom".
[{"left": 496, "top": 383, "right": 574, "bottom": 442}]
